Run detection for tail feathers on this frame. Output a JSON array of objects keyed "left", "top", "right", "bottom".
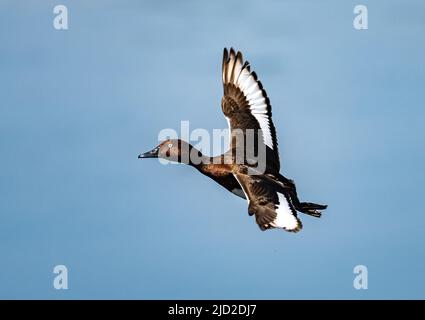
[
  {"left": 298, "top": 202, "right": 327, "bottom": 218},
  {"left": 301, "top": 202, "right": 327, "bottom": 210}
]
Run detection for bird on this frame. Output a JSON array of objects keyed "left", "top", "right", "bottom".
[{"left": 139, "top": 48, "right": 327, "bottom": 232}]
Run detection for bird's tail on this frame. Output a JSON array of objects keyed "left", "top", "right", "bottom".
[{"left": 297, "top": 202, "right": 327, "bottom": 218}]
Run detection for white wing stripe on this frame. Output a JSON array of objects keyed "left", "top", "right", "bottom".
[
  {"left": 232, "top": 174, "right": 250, "bottom": 205},
  {"left": 233, "top": 174, "right": 299, "bottom": 231},
  {"left": 232, "top": 60, "right": 243, "bottom": 83},
  {"left": 247, "top": 91, "right": 263, "bottom": 101},
  {"left": 249, "top": 97, "right": 266, "bottom": 105},
  {"left": 237, "top": 69, "right": 250, "bottom": 87},
  {"left": 224, "top": 51, "right": 275, "bottom": 150},
  {"left": 270, "top": 193, "right": 299, "bottom": 231}
]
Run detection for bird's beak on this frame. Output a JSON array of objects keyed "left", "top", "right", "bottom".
[{"left": 138, "top": 146, "right": 160, "bottom": 159}]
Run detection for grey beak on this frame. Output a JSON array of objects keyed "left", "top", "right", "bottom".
[{"left": 138, "top": 146, "right": 159, "bottom": 159}]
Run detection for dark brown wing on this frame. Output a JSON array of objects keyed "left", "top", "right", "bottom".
[
  {"left": 233, "top": 172, "right": 302, "bottom": 232},
  {"left": 222, "top": 48, "right": 280, "bottom": 173}
]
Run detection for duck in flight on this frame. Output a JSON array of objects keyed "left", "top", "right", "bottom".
[{"left": 139, "top": 48, "right": 327, "bottom": 232}]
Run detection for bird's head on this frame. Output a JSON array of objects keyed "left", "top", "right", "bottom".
[{"left": 138, "top": 139, "right": 202, "bottom": 164}]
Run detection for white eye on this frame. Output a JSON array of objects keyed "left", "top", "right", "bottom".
[{"left": 168, "top": 143, "right": 173, "bottom": 148}]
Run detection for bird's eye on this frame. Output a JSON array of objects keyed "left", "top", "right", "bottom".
[{"left": 168, "top": 143, "right": 173, "bottom": 148}]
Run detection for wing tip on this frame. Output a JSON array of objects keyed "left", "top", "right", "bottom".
[
  {"left": 223, "top": 48, "right": 229, "bottom": 62},
  {"left": 222, "top": 47, "right": 245, "bottom": 65}
]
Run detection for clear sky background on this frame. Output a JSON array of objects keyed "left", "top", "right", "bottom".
[{"left": 1, "top": 0, "right": 424, "bottom": 299}]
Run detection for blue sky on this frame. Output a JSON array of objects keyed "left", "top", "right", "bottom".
[{"left": 0, "top": 0, "right": 424, "bottom": 299}]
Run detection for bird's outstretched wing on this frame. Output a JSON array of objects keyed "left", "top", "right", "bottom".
[
  {"left": 221, "top": 48, "right": 280, "bottom": 173},
  {"left": 233, "top": 171, "right": 302, "bottom": 232}
]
